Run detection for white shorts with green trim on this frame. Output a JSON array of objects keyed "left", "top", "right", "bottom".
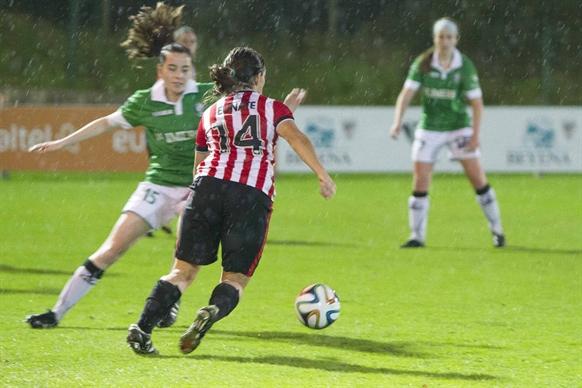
[
  {"left": 122, "top": 181, "right": 190, "bottom": 230},
  {"left": 411, "top": 127, "right": 480, "bottom": 164}
]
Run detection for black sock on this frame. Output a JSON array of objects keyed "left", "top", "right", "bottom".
[
  {"left": 137, "top": 280, "right": 181, "bottom": 334},
  {"left": 476, "top": 184, "right": 491, "bottom": 195},
  {"left": 209, "top": 283, "right": 240, "bottom": 323},
  {"left": 412, "top": 191, "right": 428, "bottom": 198},
  {"left": 83, "top": 259, "right": 104, "bottom": 280}
]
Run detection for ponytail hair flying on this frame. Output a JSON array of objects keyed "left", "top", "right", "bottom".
[
  {"left": 121, "top": 2, "right": 185, "bottom": 61},
  {"left": 209, "top": 47, "right": 266, "bottom": 97}
]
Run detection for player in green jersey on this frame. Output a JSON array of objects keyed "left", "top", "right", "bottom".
[
  {"left": 390, "top": 18, "right": 505, "bottom": 248},
  {"left": 24, "top": 42, "right": 212, "bottom": 329}
]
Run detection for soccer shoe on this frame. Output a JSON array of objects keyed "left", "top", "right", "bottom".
[
  {"left": 127, "top": 324, "right": 158, "bottom": 355},
  {"left": 492, "top": 233, "right": 506, "bottom": 248},
  {"left": 26, "top": 310, "right": 58, "bottom": 329},
  {"left": 157, "top": 300, "right": 180, "bottom": 328},
  {"left": 179, "top": 305, "right": 219, "bottom": 354},
  {"left": 400, "top": 239, "right": 425, "bottom": 248},
  {"left": 161, "top": 226, "right": 172, "bottom": 235}
]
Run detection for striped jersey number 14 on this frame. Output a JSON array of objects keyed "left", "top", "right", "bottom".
[{"left": 212, "top": 115, "right": 263, "bottom": 155}]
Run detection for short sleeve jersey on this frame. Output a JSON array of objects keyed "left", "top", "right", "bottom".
[
  {"left": 112, "top": 79, "right": 213, "bottom": 187},
  {"left": 405, "top": 49, "right": 482, "bottom": 131},
  {"left": 195, "top": 90, "right": 293, "bottom": 199}
]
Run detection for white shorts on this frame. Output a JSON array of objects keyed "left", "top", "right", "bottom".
[
  {"left": 122, "top": 182, "right": 191, "bottom": 230},
  {"left": 411, "top": 127, "right": 480, "bottom": 164}
]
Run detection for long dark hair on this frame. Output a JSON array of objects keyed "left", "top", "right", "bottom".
[
  {"left": 121, "top": 2, "right": 184, "bottom": 61},
  {"left": 209, "top": 47, "right": 266, "bottom": 97}
]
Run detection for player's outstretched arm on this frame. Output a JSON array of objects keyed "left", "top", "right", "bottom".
[
  {"left": 390, "top": 87, "right": 417, "bottom": 139},
  {"left": 276, "top": 120, "right": 335, "bottom": 199},
  {"left": 283, "top": 88, "right": 307, "bottom": 113},
  {"left": 28, "top": 116, "right": 120, "bottom": 153}
]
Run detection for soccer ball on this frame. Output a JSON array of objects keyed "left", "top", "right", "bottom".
[{"left": 294, "top": 283, "right": 340, "bottom": 329}]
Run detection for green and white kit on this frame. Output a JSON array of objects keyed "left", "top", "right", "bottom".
[
  {"left": 404, "top": 49, "right": 482, "bottom": 163},
  {"left": 107, "top": 79, "right": 212, "bottom": 229}
]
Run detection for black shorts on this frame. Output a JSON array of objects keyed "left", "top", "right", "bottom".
[{"left": 175, "top": 176, "right": 273, "bottom": 277}]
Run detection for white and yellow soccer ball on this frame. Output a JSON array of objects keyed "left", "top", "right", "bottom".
[{"left": 294, "top": 283, "right": 340, "bottom": 329}]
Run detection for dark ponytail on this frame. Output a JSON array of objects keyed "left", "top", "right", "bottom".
[
  {"left": 209, "top": 65, "right": 237, "bottom": 95},
  {"left": 209, "top": 47, "right": 266, "bottom": 97}
]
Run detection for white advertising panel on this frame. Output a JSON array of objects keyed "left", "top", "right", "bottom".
[{"left": 277, "top": 106, "right": 582, "bottom": 173}]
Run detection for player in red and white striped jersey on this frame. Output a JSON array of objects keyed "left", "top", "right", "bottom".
[
  {"left": 127, "top": 47, "right": 335, "bottom": 355},
  {"left": 195, "top": 89, "right": 292, "bottom": 199}
]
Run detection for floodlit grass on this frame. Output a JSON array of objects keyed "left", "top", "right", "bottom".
[{"left": 1, "top": 172, "right": 581, "bottom": 386}]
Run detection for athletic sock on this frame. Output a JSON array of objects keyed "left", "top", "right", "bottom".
[
  {"left": 52, "top": 260, "right": 104, "bottom": 321},
  {"left": 408, "top": 192, "right": 430, "bottom": 242},
  {"left": 137, "top": 280, "right": 182, "bottom": 334},
  {"left": 208, "top": 282, "right": 240, "bottom": 323},
  {"left": 476, "top": 185, "right": 504, "bottom": 235}
]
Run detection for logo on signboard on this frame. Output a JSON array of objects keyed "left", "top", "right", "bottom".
[
  {"left": 524, "top": 118, "right": 555, "bottom": 149},
  {"left": 402, "top": 120, "right": 418, "bottom": 143},
  {"left": 507, "top": 117, "right": 576, "bottom": 167},
  {"left": 305, "top": 118, "right": 335, "bottom": 148},
  {"left": 284, "top": 116, "right": 352, "bottom": 167}
]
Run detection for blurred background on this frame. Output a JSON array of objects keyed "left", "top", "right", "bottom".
[{"left": 1, "top": 0, "right": 581, "bottom": 106}]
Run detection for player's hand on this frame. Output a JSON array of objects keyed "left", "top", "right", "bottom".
[
  {"left": 284, "top": 88, "right": 307, "bottom": 113},
  {"left": 319, "top": 174, "right": 336, "bottom": 200},
  {"left": 28, "top": 140, "right": 65, "bottom": 153},
  {"left": 389, "top": 122, "right": 401, "bottom": 139},
  {"left": 466, "top": 136, "right": 480, "bottom": 151}
]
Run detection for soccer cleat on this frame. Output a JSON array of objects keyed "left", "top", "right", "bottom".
[
  {"left": 127, "top": 324, "right": 158, "bottom": 355},
  {"left": 492, "top": 233, "right": 506, "bottom": 248},
  {"left": 179, "top": 305, "right": 219, "bottom": 354},
  {"left": 26, "top": 310, "right": 58, "bottom": 329},
  {"left": 400, "top": 239, "right": 425, "bottom": 248},
  {"left": 161, "top": 226, "right": 172, "bottom": 235},
  {"left": 157, "top": 300, "right": 180, "bottom": 328}
]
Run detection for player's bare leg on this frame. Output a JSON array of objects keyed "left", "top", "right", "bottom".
[
  {"left": 460, "top": 158, "right": 505, "bottom": 247},
  {"left": 402, "top": 162, "right": 433, "bottom": 248},
  {"left": 180, "top": 271, "right": 248, "bottom": 354},
  {"left": 26, "top": 212, "right": 150, "bottom": 328}
]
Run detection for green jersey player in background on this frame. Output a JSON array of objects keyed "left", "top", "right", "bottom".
[{"left": 390, "top": 18, "right": 505, "bottom": 248}]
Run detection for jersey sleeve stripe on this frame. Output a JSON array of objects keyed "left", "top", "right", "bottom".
[
  {"left": 466, "top": 87, "right": 483, "bottom": 100},
  {"left": 274, "top": 115, "right": 294, "bottom": 128},
  {"left": 404, "top": 79, "right": 421, "bottom": 91},
  {"left": 105, "top": 110, "right": 133, "bottom": 129}
]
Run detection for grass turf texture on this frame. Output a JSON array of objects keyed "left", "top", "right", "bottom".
[{"left": 1, "top": 172, "right": 581, "bottom": 386}]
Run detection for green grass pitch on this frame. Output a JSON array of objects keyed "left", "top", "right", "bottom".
[{"left": 1, "top": 172, "right": 581, "bottom": 386}]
